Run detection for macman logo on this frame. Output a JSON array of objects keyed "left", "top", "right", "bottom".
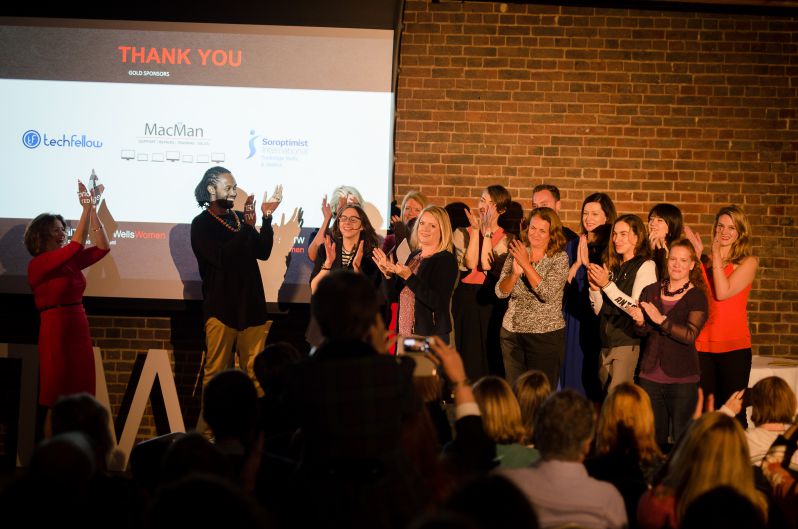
[
  {"left": 144, "top": 122, "right": 204, "bottom": 137},
  {"left": 22, "top": 129, "right": 103, "bottom": 149}
]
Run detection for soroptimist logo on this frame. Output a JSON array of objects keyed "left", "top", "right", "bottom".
[
  {"left": 22, "top": 130, "right": 41, "bottom": 149},
  {"left": 22, "top": 129, "right": 103, "bottom": 149}
]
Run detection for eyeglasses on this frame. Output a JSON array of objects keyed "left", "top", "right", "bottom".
[{"left": 339, "top": 215, "right": 362, "bottom": 225}]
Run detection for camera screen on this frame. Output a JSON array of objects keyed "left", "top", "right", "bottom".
[{"left": 402, "top": 338, "right": 428, "bottom": 353}]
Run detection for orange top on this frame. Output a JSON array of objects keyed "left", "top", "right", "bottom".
[{"left": 695, "top": 263, "right": 752, "bottom": 353}]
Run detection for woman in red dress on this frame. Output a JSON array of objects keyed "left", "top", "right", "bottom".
[{"left": 24, "top": 179, "right": 110, "bottom": 421}]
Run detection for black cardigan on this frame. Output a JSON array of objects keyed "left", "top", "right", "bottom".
[
  {"left": 636, "top": 283, "right": 709, "bottom": 378},
  {"left": 387, "top": 249, "right": 458, "bottom": 340}
]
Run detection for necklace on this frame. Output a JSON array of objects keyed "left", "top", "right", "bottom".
[
  {"left": 206, "top": 208, "right": 241, "bottom": 232},
  {"left": 663, "top": 279, "right": 690, "bottom": 297}
]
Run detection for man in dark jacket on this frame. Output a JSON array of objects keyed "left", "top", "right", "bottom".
[{"left": 190, "top": 166, "right": 281, "bottom": 419}]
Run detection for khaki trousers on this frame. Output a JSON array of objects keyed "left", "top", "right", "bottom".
[
  {"left": 202, "top": 317, "right": 268, "bottom": 394},
  {"left": 598, "top": 344, "right": 639, "bottom": 394},
  {"left": 197, "top": 317, "right": 269, "bottom": 434}
]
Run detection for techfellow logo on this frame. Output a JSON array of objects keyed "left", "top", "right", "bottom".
[
  {"left": 22, "top": 129, "right": 103, "bottom": 149},
  {"left": 22, "top": 130, "right": 41, "bottom": 149}
]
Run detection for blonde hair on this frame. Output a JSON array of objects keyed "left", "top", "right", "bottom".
[
  {"left": 401, "top": 190, "right": 429, "bottom": 217},
  {"left": 473, "top": 376, "right": 528, "bottom": 445},
  {"left": 750, "top": 376, "right": 797, "bottom": 426},
  {"left": 714, "top": 205, "right": 753, "bottom": 265},
  {"left": 410, "top": 205, "right": 454, "bottom": 254},
  {"left": 520, "top": 207, "right": 566, "bottom": 258},
  {"left": 513, "top": 370, "right": 551, "bottom": 444},
  {"left": 595, "top": 383, "right": 662, "bottom": 465},
  {"left": 665, "top": 413, "right": 767, "bottom": 523}
]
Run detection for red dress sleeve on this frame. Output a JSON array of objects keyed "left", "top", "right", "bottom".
[
  {"left": 72, "top": 246, "right": 110, "bottom": 270},
  {"left": 27, "top": 241, "right": 83, "bottom": 287}
]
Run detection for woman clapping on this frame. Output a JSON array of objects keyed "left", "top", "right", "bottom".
[
  {"left": 495, "top": 207, "right": 569, "bottom": 386},
  {"left": 373, "top": 205, "right": 458, "bottom": 343},
  {"left": 25, "top": 177, "right": 109, "bottom": 427},
  {"left": 631, "top": 240, "right": 709, "bottom": 449}
]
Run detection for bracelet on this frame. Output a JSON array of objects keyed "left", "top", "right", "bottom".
[
  {"left": 92, "top": 226, "right": 104, "bottom": 233},
  {"left": 451, "top": 378, "right": 471, "bottom": 389},
  {"left": 321, "top": 266, "right": 332, "bottom": 271}
]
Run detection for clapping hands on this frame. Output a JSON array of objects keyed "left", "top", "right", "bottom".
[
  {"left": 684, "top": 225, "right": 703, "bottom": 256},
  {"left": 262, "top": 184, "right": 283, "bottom": 217}
]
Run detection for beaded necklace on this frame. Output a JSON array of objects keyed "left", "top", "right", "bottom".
[
  {"left": 663, "top": 279, "right": 690, "bottom": 297},
  {"left": 206, "top": 208, "right": 241, "bottom": 232},
  {"left": 340, "top": 245, "right": 357, "bottom": 267}
]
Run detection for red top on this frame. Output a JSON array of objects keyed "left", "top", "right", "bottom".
[
  {"left": 28, "top": 241, "right": 110, "bottom": 308},
  {"left": 695, "top": 263, "right": 752, "bottom": 353}
]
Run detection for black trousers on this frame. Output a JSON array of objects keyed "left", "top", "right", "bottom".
[
  {"left": 500, "top": 327, "right": 565, "bottom": 388},
  {"left": 699, "top": 348, "right": 752, "bottom": 427}
]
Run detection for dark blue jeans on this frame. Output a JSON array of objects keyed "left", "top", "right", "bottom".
[{"left": 639, "top": 378, "right": 698, "bottom": 449}]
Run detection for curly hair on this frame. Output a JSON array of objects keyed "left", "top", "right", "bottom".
[
  {"left": 520, "top": 207, "right": 566, "bottom": 258},
  {"left": 24, "top": 213, "right": 66, "bottom": 256}
]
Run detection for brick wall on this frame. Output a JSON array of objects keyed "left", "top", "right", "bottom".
[
  {"left": 88, "top": 314, "right": 205, "bottom": 441},
  {"left": 395, "top": 0, "right": 798, "bottom": 355}
]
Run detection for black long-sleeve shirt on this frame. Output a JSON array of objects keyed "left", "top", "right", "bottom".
[{"left": 191, "top": 210, "right": 274, "bottom": 329}]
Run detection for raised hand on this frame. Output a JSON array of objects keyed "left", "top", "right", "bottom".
[
  {"left": 262, "top": 184, "right": 283, "bottom": 217},
  {"left": 692, "top": 387, "right": 715, "bottom": 419},
  {"left": 464, "top": 207, "right": 480, "bottom": 231},
  {"left": 323, "top": 235, "right": 336, "bottom": 269},
  {"left": 587, "top": 263, "right": 610, "bottom": 288},
  {"left": 244, "top": 194, "right": 257, "bottom": 226},
  {"left": 352, "top": 240, "right": 365, "bottom": 272},
  {"left": 508, "top": 240, "right": 529, "bottom": 275},
  {"left": 684, "top": 225, "right": 703, "bottom": 256},
  {"left": 321, "top": 195, "right": 332, "bottom": 221},
  {"left": 578, "top": 234, "right": 590, "bottom": 267},
  {"left": 649, "top": 231, "right": 667, "bottom": 253},
  {"left": 722, "top": 389, "right": 745, "bottom": 416},
  {"left": 426, "top": 338, "right": 467, "bottom": 384},
  {"left": 372, "top": 247, "right": 396, "bottom": 277},
  {"left": 77, "top": 180, "right": 92, "bottom": 208},
  {"left": 482, "top": 206, "right": 495, "bottom": 235}
]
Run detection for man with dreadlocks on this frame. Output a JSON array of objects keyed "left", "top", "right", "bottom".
[{"left": 191, "top": 166, "right": 282, "bottom": 429}]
